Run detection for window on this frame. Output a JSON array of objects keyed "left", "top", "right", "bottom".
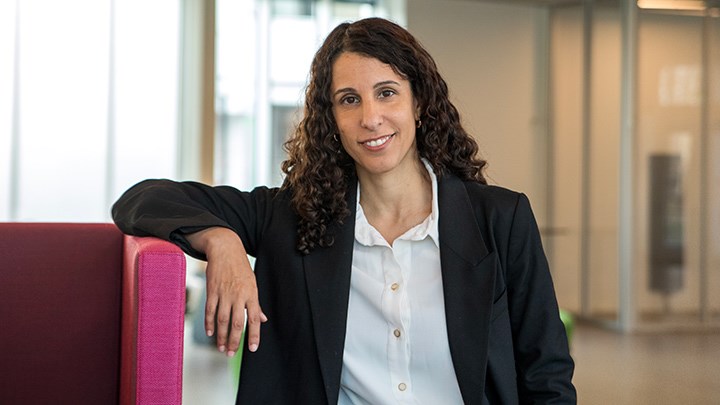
[{"left": 0, "top": 0, "right": 180, "bottom": 222}]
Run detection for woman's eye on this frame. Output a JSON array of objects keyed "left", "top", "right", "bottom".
[
  {"left": 379, "top": 89, "right": 396, "bottom": 98},
  {"left": 341, "top": 95, "right": 359, "bottom": 105}
]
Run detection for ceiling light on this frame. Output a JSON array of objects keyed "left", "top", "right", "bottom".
[{"left": 637, "top": 0, "right": 707, "bottom": 10}]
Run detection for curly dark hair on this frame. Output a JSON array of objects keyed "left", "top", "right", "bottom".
[{"left": 282, "top": 17, "right": 487, "bottom": 254}]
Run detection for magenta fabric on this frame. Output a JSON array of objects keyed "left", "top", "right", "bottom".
[
  {"left": 121, "top": 236, "right": 186, "bottom": 405},
  {"left": 0, "top": 223, "right": 185, "bottom": 405}
]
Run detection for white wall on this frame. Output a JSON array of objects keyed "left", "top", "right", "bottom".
[{"left": 407, "top": 0, "right": 550, "bottom": 226}]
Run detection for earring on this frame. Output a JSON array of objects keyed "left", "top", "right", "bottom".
[
  {"left": 416, "top": 119, "right": 422, "bottom": 128},
  {"left": 333, "top": 134, "right": 343, "bottom": 153}
]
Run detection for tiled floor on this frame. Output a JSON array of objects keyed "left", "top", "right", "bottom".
[{"left": 181, "top": 317, "right": 720, "bottom": 404}]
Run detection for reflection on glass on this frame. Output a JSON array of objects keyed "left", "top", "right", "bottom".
[{"left": 648, "top": 154, "right": 684, "bottom": 301}]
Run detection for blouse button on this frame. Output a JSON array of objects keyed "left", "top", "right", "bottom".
[
  {"left": 391, "top": 282, "right": 399, "bottom": 291},
  {"left": 393, "top": 329, "right": 401, "bottom": 338},
  {"left": 398, "top": 383, "right": 407, "bottom": 391}
]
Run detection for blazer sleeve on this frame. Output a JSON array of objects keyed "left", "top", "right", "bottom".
[
  {"left": 505, "top": 194, "right": 576, "bottom": 404},
  {"left": 111, "top": 179, "right": 277, "bottom": 259}
]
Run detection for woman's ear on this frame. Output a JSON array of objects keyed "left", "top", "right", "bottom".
[{"left": 412, "top": 97, "right": 421, "bottom": 121}]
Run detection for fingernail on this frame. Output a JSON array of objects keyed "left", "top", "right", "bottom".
[
  {"left": 249, "top": 343, "right": 258, "bottom": 352},
  {"left": 206, "top": 330, "right": 213, "bottom": 337},
  {"left": 261, "top": 313, "right": 268, "bottom": 322},
  {"left": 227, "top": 351, "right": 235, "bottom": 357},
  {"left": 219, "top": 345, "right": 226, "bottom": 353}
]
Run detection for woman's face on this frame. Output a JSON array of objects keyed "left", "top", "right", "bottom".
[{"left": 330, "top": 52, "right": 419, "bottom": 179}]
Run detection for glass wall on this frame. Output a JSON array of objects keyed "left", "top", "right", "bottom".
[
  {"left": 588, "top": 2, "right": 622, "bottom": 325},
  {"left": 636, "top": 10, "right": 702, "bottom": 326},
  {"left": 635, "top": 6, "right": 720, "bottom": 328},
  {"left": 549, "top": 0, "right": 719, "bottom": 331},
  {"left": 549, "top": 4, "right": 584, "bottom": 317},
  {"left": 709, "top": 12, "right": 720, "bottom": 324},
  {"left": 550, "top": 1, "right": 623, "bottom": 326}
]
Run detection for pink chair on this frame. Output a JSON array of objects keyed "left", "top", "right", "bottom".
[{"left": 0, "top": 223, "right": 186, "bottom": 404}]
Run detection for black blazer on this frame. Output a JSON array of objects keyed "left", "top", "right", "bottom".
[{"left": 112, "top": 173, "right": 576, "bottom": 404}]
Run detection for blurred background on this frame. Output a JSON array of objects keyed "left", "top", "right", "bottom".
[{"left": 1, "top": 0, "right": 719, "bottom": 403}]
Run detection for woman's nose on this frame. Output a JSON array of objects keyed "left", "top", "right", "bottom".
[{"left": 360, "top": 100, "right": 382, "bottom": 130}]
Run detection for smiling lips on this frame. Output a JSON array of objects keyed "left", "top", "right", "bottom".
[{"left": 361, "top": 133, "right": 395, "bottom": 149}]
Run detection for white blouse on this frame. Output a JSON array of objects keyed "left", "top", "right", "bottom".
[{"left": 338, "top": 160, "right": 464, "bottom": 405}]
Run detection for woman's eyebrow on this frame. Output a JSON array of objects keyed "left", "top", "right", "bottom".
[
  {"left": 373, "top": 80, "right": 400, "bottom": 88},
  {"left": 332, "top": 80, "right": 402, "bottom": 98},
  {"left": 333, "top": 87, "right": 355, "bottom": 98}
]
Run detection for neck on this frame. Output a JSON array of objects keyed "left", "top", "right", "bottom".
[{"left": 357, "top": 158, "right": 432, "bottom": 243}]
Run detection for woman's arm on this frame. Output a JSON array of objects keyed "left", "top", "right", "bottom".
[{"left": 112, "top": 179, "right": 269, "bottom": 357}]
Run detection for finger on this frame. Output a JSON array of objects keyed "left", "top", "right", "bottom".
[
  {"left": 214, "top": 300, "right": 233, "bottom": 353},
  {"left": 225, "top": 308, "right": 247, "bottom": 357},
  {"left": 204, "top": 292, "right": 219, "bottom": 337},
  {"left": 245, "top": 303, "right": 267, "bottom": 353}
]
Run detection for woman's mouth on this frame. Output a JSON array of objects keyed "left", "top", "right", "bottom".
[{"left": 361, "top": 133, "right": 394, "bottom": 148}]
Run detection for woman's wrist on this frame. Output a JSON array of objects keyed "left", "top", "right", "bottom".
[{"left": 187, "top": 227, "right": 240, "bottom": 257}]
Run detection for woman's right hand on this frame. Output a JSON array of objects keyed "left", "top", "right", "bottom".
[{"left": 187, "top": 227, "right": 267, "bottom": 357}]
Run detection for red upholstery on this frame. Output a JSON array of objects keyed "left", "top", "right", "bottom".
[{"left": 0, "top": 223, "right": 186, "bottom": 404}]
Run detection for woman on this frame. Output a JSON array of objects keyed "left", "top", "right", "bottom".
[{"left": 113, "top": 17, "right": 576, "bottom": 404}]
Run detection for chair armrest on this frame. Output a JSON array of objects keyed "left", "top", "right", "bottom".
[{"left": 121, "top": 235, "right": 186, "bottom": 405}]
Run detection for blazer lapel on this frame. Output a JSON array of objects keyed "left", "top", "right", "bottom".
[
  {"left": 302, "top": 176, "right": 357, "bottom": 405},
  {"left": 438, "top": 174, "right": 497, "bottom": 404}
]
